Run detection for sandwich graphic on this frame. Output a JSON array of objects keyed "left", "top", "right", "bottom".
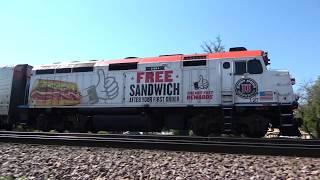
[{"left": 30, "top": 79, "right": 81, "bottom": 106}]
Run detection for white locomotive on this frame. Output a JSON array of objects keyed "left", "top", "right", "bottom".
[{"left": 0, "top": 47, "right": 300, "bottom": 137}]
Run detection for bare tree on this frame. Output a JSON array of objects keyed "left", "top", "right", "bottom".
[
  {"left": 201, "top": 36, "right": 225, "bottom": 53},
  {"left": 296, "top": 80, "right": 314, "bottom": 105}
]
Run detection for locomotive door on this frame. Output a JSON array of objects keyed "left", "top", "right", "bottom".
[
  {"left": 221, "top": 60, "right": 234, "bottom": 105},
  {"left": 221, "top": 61, "right": 233, "bottom": 91}
]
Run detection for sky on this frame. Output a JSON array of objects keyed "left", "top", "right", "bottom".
[{"left": 0, "top": 0, "right": 319, "bottom": 88}]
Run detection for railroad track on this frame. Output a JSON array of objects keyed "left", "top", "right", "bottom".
[{"left": 0, "top": 131, "right": 319, "bottom": 157}]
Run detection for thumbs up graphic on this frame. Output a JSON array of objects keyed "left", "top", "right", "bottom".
[
  {"left": 194, "top": 75, "right": 209, "bottom": 90},
  {"left": 96, "top": 69, "right": 119, "bottom": 100},
  {"left": 84, "top": 69, "right": 119, "bottom": 104}
]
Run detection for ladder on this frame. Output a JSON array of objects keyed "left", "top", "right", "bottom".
[
  {"left": 222, "top": 106, "right": 233, "bottom": 133},
  {"left": 278, "top": 105, "right": 300, "bottom": 136},
  {"left": 221, "top": 90, "right": 234, "bottom": 133},
  {"left": 221, "top": 90, "right": 234, "bottom": 105}
]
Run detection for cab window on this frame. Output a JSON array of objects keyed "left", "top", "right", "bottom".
[
  {"left": 235, "top": 61, "right": 246, "bottom": 75},
  {"left": 234, "top": 59, "right": 263, "bottom": 75},
  {"left": 248, "top": 59, "right": 263, "bottom": 74}
]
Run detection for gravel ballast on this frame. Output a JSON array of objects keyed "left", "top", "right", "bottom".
[{"left": 0, "top": 143, "right": 319, "bottom": 179}]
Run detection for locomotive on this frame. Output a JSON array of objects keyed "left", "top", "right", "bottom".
[{"left": 0, "top": 47, "right": 300, "bottom": 137}]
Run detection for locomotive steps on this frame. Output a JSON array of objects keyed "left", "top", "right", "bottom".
[{"left": 0, "top": 131, "right": 319, "bottom": 158}]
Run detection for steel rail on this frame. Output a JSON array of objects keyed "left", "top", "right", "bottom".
[
  {"left": 0, "top": 131, "right": 319, "bottom": 157},
  {"left": 0, "top": 131, "right": 319, "bottom": 144}
]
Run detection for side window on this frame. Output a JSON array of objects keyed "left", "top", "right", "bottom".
[
  {"left": 35, "top": 69, "right": 55, "bottom": 75},
  {"left": 248, "top": 59, "right": 263, "bottom": 74},
  {"left": 235, "top": 61, "right": 246, "bottom": 75},
  {"left": 56, "top": 68, "right": 71, "bottom": 73},
  {"left": 72, "top": 66, "right": 94, "bottom": 72}
]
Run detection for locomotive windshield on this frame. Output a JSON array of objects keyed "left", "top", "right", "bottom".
[
  {"left": 234, "top": 59, "right": 263, "bottom": 75},
  {"left": 235, "top": 61, "right": 246, "bottom": 75},
  {"left": 247, "top": 59, "right": 263, "bottom": 74}
]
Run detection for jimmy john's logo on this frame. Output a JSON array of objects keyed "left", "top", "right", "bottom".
[{"left": 235, "top": 78, "right": 258, "bottom": 99}]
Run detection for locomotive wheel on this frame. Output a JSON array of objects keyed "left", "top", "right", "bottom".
[
  {"left": 244, "top": 115, "right": 269, "bottom": 138},
  {"left": 206, "top": 123, "right": 221, "bottom": 136},
  {"left": 77, "top": 115, "right": 88, "bottom": 133},
  {"left": 0, "top": 116, "right": 13, "bottom": 130},
  {"left": 55, "top": 118, "right": 65, "bottom": 133},
  {"left": 190, "top": 114, "right": 209, "bottom": 136},
  {"left": 36, "top": 114, "right": 49, "bottom": 132},
  {"left": 192, "top": 128, "right": 209, "bottom": 136},
  {"left": 3, "top": 123, "right": 13, "bottom": 131}
]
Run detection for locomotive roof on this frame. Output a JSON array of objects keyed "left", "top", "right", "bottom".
[
  {"left": 34, "top": 50, "right": 264, "bottom": 70},
  {"left": 0, "top": 65, "right": 16, "bottom": 68}
]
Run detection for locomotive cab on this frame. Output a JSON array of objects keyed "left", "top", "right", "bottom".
[{"left": 218, "top": 50, "right": 299, "bottom": 137}]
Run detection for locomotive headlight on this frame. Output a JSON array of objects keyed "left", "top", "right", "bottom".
[{"left": 243, "top": 73, "right": 249, "bottom": 78}]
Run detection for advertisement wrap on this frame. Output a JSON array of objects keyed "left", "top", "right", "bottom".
[
  {"left": 30, "top": 68, "right": 183, "bottom": 106},
  {"left": 29, "top": 65, "right": 272, "bottom": 107},
  {"left": 30, "top": 69, "right": 121, "bottom": 106},
  {"left": 126, "top": 70, "right": 181, "bottom": 104},
  {"left": 30, "top": 79, "right": 81, "bottom": 106}
]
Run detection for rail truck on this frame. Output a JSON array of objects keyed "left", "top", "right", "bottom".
[{"left": 0, "top": 47, "right": 300, "bottom": 137}]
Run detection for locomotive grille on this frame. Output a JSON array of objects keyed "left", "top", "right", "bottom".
[{"left": 183, "top": 55, "right": 207, "bottom": 60}]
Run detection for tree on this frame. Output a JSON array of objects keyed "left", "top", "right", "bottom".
[
  {"left": 297, "top": 77, "right": 320, "bottom": 138},
  {"left": 201, "top": 36, "right": 225, "bottom": 53}
]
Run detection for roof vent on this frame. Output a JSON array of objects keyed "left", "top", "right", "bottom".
[
  {"left": 229, "top": 47, "right": 247, "bottom": 52},
  {"left": 183, "top": 55, "right": 207, "bottom": 60},
  {"left": 159, "top": 54, "right": 183, "bottom": 57},
  {"left": 125, "top": 57, "right": 138, "bottom": 59},
  {"left": 109, "top": 62, "right": 138, "bottom": 71}
]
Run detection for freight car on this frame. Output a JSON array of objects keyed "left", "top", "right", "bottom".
[{"left": 0, "top": 47, "right": 300, "bottom": 137}]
